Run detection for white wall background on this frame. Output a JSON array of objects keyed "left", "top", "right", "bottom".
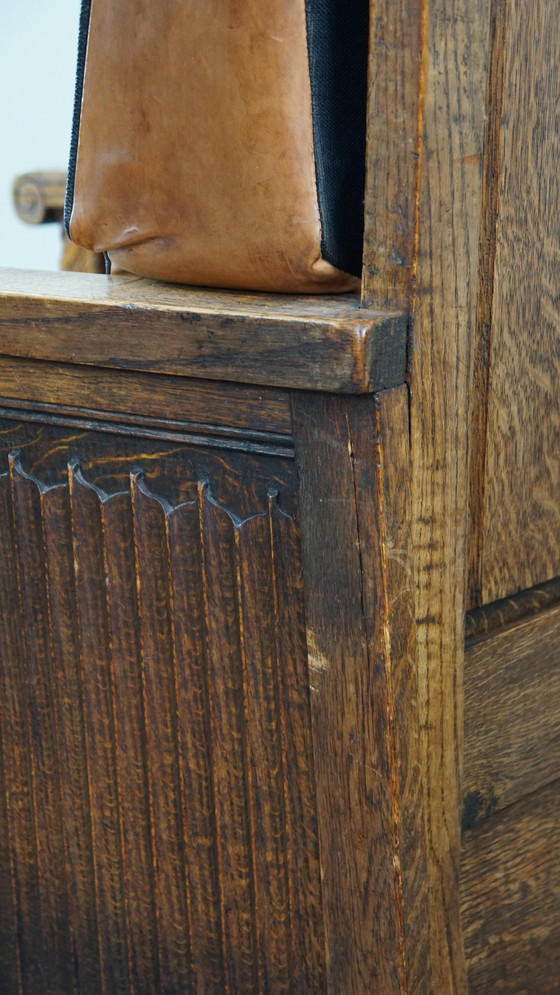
[{"left": 0, "top": 0, "right": 81, "bottom": 270}]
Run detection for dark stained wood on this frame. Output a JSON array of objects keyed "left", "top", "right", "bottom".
[
  {"left": 292, "top": 385, "right": 429, "bottom": 994},
  {"left": 0, "top": 404, "right": 293, "bottom": 461},
  {"left": 363, "top": 0, "right": 495, "bottom": 984},
  {"left": 69, "top": 465, "right": 131, "bottom": 995},
  {"left": 467, "top": 0, "right": 509, "bottom": 607},
  {"left": 102, "top": 492, "right": 159, "bottom": 993},
  {"left": 236, "top": 511, "right": 294, "bottom": 990},
  {"left": 361, "top": 0, "right": 423, "bottom": 309},
  {"left": 463, "top": 602, "right": 560, "bottom": 827},
  {"left": 0, "top": 704, "right": 20, "bottom": 995},
  {"left": 465, "top": 575, "right": 560, "bottom": 640},
  {"left": 0, "top": 0, "right": 556, "bottom": 985},
  {"left": 197, "top": 488, "right": 261, "bottom": 993},
  {"left": 0, "top": 269, "right": 407, "bottom": 394},
  {"left": 0, "top": 415, "right": 324, "bottom": 992},
  {"left": 166, "top": 500, "right": 225, "bottom": 992},
  {"left": 0, "top": 474, "right": 34, "bottom": 994},
  {"left": 0, "top": 357, "right": 294, "bottom": 461},
  {"left": 9, "top": 456, "right": 74, "bottom": 995},
  {"left": 0, "top": 357, "right": 293, "bottom": 438},
  {"left": 266, "top": 497, "right": 327, "bottom": 991},
  {"left": 407, "top": 0, "right": 492, "bottom": 989},
  {"left": 293, "top": 390, "right": 398, "bottom": 993},
  {"left": 461, "top": 779, "right": 560, "bottom": 993},
  {"left": 471, "top": 0, "right": 560, "bottom": 605},
  {"left": 131, "top": 478, "right": 193, "bottom": 993},
  {"left": 350, "top": 386, "right": 430, "bottom": 993},
  {"left": 40, "top": 483, "right": 107, "bottom": 994}
]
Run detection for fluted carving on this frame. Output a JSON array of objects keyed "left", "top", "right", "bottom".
[{"left": 0, "top": 449, "right": 325, "bottom": 994}]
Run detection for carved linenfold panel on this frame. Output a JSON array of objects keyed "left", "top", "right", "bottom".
[
  {"left": 165, "top": 491, "right": 225, "bottom": 990},
  {"left": 234, "top": 507, "right": 292, "bottom": 989},
  {"left": 0, "top": 422, "right": 324, "bottom": 994},
  {"left": 41, "top": 478, "right": 103, "bottom": 993},
  {"left": 266, "top": 502, "right": 326, "bottom": 986},
  {"left": 0, "top": 473, "right": 35, "bottom": 994},
  {"left": 199, "top": 490, "right": 262, "bottom": 991},
  {"left": 69, "top": 464, "right": 132, "bottom": 994},
  {"left": 0, "top": 687, "right": 19, "bottom": 994},
  {"left": 130, "top": 475, "right": 194, "bottom": 993},
  {"left": 8, "top": 456, "right": 75, "bottom": 995},
  {"left": 101, "top": 487, "right": 159, "bottom": 992}
]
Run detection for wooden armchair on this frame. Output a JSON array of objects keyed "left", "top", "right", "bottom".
[{"left": 0, "top": 2, "right": 558, "bottom": 992}]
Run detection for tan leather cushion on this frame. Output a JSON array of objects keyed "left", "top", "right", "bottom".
[{"left": 67, "top": 0, "right": 361, "bottom": 293}]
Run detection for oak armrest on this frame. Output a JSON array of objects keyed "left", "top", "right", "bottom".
[{"left": 0, "top": 268, "right": 407, "bottom": 393}]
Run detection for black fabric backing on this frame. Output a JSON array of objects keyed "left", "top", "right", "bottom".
[
  {"left": 63, "top": 0, "right": 92, "bottom": 236},
  {"left": 304, "top": 0, "right": 369, "bottom": 277}
]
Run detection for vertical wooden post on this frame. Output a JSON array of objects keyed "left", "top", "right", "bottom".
[
  {"left": 409, "top": 3, "right": 491, "bottom": 989},
  {"left": 293, "top": 385, "right": 429, "bottom": 993},
  {"left": 362, "top": 0, "right": 493, "bottom": 990}
]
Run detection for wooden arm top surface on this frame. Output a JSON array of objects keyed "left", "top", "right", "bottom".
[{"left": 0, "top": 268, "right": 407, "bottom": 393}]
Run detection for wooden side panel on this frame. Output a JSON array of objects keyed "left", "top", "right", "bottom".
[
  {"left": 292, "top": 385, "right": 429, "bottom": 994},
  {"left": 461, "top": 780, "right": 560, "bottom": 993},
  {"left": 0, "top": 419, "right": 325, "bottom": 994},
  {"left": 463, "top": 602, "right": 560, "bottom": 826},
  {"left": 471, "top": 0, "right": 560, "bottom": 604}
]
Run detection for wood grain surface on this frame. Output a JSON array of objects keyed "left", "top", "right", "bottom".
[
  {"left": 362, "top": 0, "right": 496, "bottom": 986},
  {"left": 465, "top": 574, "right": 560, "bottom": 640},
  {"left": 0, "top": 418, "right": 324, "bottom": 993},
  {"left": 469, "top": 0, "right": 560, "bottom": 605},
  {"left": 0, "top": 0, "right": 556, "bottom": 986},
  {"left": 357, "top": 387, "right": 430, "bottom": 994},
  {"left": 0, "top": 269, "right": 407, "bottom": 394},
  {"left": 69, "top": 465, "right": 132, "bottom": 994},
  {"left": 293, "top": 385, "right": 429, "bottom": 994},
  {"left": 0, "top": 471, "right": 47, "bottom": 994},
  {"left": 467, "top": 0, "right": 509, "bottom": 607},
  {"left": 0, "top": 357, "right": 293, "bottom": 438},
  {"left": 463, "top": 602, "right": 560, "bottom": 826},
  {"left": 407, "top": 1, "right": 492, "bottom": 989},
  {"left": 461, "top": 779, "right": 560, "bottom": 993},
  {"left": 361, "top": 0, "right": 422, "bottom": 309}
]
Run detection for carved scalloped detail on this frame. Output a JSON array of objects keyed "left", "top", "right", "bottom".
[{"left": 0, "top": 449, "right": 325, "bottom": 993}]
